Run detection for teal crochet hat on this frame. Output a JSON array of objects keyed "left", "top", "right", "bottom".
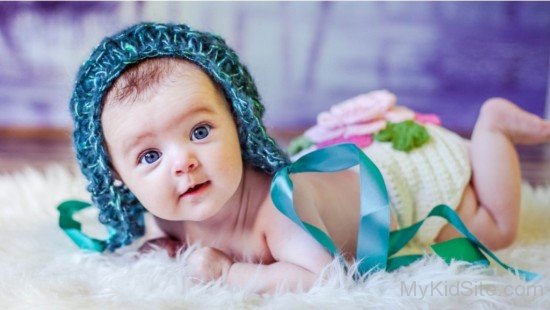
[{"left": 70, "top": 22, "right": 290, "bottom": 251}]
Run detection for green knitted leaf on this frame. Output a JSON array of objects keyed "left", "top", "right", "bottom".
[
  {"left": 374, "top": 120, "right": 430, "bottom": 152},
  {"left": 374, "top": 125, "right": 394, "bottom": 142},
  {"left": 288, "top": 135, "right": 314, "bottom": 155}
]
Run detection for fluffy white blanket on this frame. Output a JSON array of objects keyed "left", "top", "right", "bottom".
[{"left": 0, "top": 166, "right": 548, "bottom": 308}]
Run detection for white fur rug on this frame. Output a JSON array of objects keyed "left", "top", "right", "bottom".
[{"left": 1, "top": 165, "right": 549, "bottom": 309}]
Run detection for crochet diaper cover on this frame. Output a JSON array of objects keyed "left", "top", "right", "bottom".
[{"left": 291, "top": 90, "right": 471, "bottom": 245}]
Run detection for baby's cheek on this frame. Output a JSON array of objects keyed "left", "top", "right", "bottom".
[
  {"left": 214, "top": 156, "right": 242, "bottom": 184},
  {"left": 130, "top": 183, "right": 163, "bottom": 214}
]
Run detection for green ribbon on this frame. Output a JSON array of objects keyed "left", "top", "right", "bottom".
[
  {"left": 387, "top": 204, "right": 539, "bottom": 280},
  {"left": 57, "top": 200, "right": 108, "bottom": 252},
  {"left": 271, "top": 143, "right": 390, "bottom": 274},
  {"left": 57, "top": 143, "right": 540, "bottom": 281},
  {"left": 271, "top": 143, "right": 540, "bottom": 281}
]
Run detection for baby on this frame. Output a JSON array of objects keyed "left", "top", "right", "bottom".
[{"left": 68, "top": 23, "right": 550, "bottom": 293}]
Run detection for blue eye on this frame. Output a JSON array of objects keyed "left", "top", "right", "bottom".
[
  {"left": 191, "top": 124, "right": 211, "bottom": 141},
  {"left": 139, "top": 150, "right": 161, "bottom": 164}
]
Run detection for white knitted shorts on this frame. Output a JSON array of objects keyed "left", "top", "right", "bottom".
[
  {"left": 360, "top": 124, "right": 471, "bottom": 245},
  {"left": 292, "top": 125, "right": 471, "bottom": 246},
  {"left": 292, "top": 124, "right": 471, "bottom": 246}
]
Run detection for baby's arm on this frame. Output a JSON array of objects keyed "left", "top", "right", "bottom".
[
  {"left": 138, "top": 216, "right": 186, "bottom": 257},
  {"left": 225, "top": 198, "right": 334, "bottom": 293}
]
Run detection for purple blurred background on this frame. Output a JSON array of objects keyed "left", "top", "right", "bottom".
[{"left": 0, "top": 1, "right": 549, "bottom": 133}]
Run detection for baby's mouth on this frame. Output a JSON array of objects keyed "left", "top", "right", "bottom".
[{"left": 182, "top": 181, "right": 210, "bottom": 196}]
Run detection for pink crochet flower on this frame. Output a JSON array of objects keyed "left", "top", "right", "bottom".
[
  {"left": 317, "top": 134, "right": 373, "bottom": 149},
  {"left": 316, "top": 90, "right": 397, "bottom": 129},
  {"left": 304, "top": 90, "right": 417, "bottom": 144},
  {"left": 414, "top": 113, "right": 441, "bottom": 126},
  {"left": 385, "top": 106, "right": 415, "bottom": 123}
]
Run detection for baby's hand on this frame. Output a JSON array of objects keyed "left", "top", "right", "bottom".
[
  {"left": 186, "top": 246, "right": 233, "bottom": 282},
  {"left": 138, "top": 237, "right": 185, "bottom": 258}
]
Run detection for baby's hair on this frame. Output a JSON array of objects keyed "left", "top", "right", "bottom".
[
  {"left": 105, "top": 58, "right": 175, "bottom": 104},
  {"left": 105, "top": 57, "right": 214, "bottom": 106},
  {"left": 70, "top": 23, "right": 290, "bottom": 251}
]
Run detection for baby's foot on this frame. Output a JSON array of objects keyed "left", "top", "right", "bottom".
[{"left": 480, "top": 98, "right": 550, "bottom": 145}]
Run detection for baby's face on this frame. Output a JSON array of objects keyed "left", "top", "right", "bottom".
[{"left": 101, "top": 64, "right": 243, "bottom": 222}]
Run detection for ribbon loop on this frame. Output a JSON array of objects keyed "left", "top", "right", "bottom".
[
  {"left": 270, "top": 144, "right": 540, "bottom": 281},
  {"left": 57, "top": 200, "right": 107, "bottom": 252},
  {"left": 271, "top": 143, "right": 390, "bottom": 273}
]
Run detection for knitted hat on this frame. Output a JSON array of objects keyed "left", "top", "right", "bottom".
[{"left": 70, "top": 22, "right": 290, "bottom": 251}]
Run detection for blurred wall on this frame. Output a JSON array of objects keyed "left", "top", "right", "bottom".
[{"left": 0, "top": 1, "right": 548, "bottom": 133}]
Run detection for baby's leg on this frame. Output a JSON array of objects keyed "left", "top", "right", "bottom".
[{"left": 436, "top": 98, "right": 550, "bottom": 250}]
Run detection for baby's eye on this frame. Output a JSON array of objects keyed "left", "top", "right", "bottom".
[
  {"left": 139, "top": 150, "right": 162, "bottom": 165},
  {"left": 191, "top": 124, "right": 212, "bottom": 141}
]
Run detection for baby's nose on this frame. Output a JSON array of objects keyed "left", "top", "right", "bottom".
[{"left": 172, "top": 156, "right": 198, "bottom": 175}]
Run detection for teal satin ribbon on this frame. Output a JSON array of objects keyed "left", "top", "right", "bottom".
[
  {"left": 58, "top": 143, "right": 540, "bottom": 281},
  {"left": 271, "top": 143, "right": 390, "bottom": 274},
  {"left": 387, "top": 204, "right": 539, "bottom": 281},
  {"left": 57, "top": 200, "right": 109, "bottom": 252},
  {"left": 271, "top": 143, "right": 540, "bottom": 281}
]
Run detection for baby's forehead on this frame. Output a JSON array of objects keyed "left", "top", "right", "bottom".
[{"left": 103, "top": 58, "right": 221, "bottom": 108}]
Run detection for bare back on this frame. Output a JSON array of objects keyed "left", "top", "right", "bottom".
[
  {"left": 290, "top": 170, "right": 362, "bottom": 257},
  {"left": 289, "top": 169, "right": 397, "bottom": 258}
]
